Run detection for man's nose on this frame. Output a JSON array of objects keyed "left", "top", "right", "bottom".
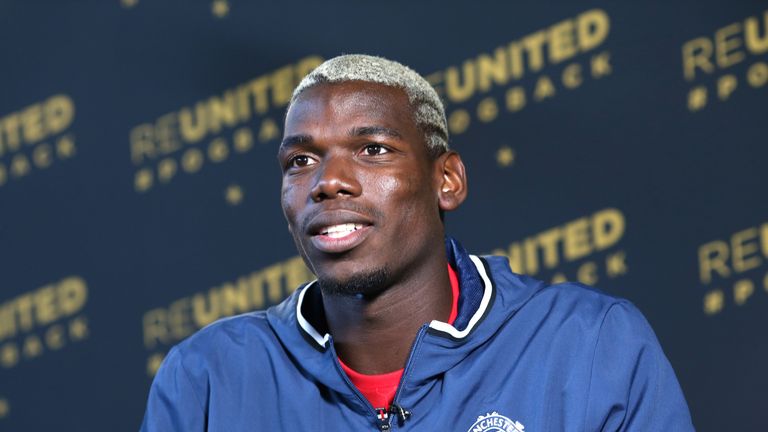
[{"left": 310, "top": 155, "right": 362, "bottom": 202}]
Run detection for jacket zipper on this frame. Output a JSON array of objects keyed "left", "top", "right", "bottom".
[
  {"left": 328, "top": 338, "right": 387, "bottom": 430},
  {"left": 387, "top": 325, "right": 428, "bottom": 430},
  {"left": 329, "top": 325, "right": 429, "bottom": 431}
]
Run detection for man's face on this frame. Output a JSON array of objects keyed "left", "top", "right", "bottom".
[{"left": 279, "top": 81, "right": 445, "bottom": 296}]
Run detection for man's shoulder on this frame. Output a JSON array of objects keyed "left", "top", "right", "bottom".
[
  {"left": 191, "top": 310, "right": 272, "bottom": 342},
  {"left": 168, "top": 311, "right": 277, "bottom": 368},
  {"left": 177, "top": 283, "right": 306, "bottom": 350},
  {"left": 482, "top": 254, "right": 642, "bottom": 327},
  {"left": 481, "top": 254, "right": 662, "bottom": 369},
  {"left": 537, "top": 281, "right": 648, "bottom": 334},
  {"left": 539, "top": 279, "right": 629, "bottom": 314}
]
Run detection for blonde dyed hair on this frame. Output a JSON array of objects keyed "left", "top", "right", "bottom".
[{"left": 291, "top": 54, "right": 449, "bottom": 156}]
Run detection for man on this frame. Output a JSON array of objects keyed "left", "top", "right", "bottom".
[{"left": 141, "top": 55, "right": 694, "bottom": 431}]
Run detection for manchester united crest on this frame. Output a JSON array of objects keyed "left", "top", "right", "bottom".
[{"left": 467, "top": 412, "right": 525, "bottom": 432}]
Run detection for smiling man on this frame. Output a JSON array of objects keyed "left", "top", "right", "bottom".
[{"left": 141, "top": 55, "right": 694, "bottom": 431}]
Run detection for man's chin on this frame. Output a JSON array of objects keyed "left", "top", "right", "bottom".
[{"left": 317, "top": 267, "right": 391, "bottom": 298}]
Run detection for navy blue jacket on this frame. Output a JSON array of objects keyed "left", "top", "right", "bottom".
[{"left": 141, "top": 238, "right": 694, "bottom": 431}]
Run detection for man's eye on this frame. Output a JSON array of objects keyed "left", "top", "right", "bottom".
[
  {"left": 289, "top": 155, "right": 316, "bottom": 168},
  {"left": 363, "top": 144, "right": 388, "bottom": 156}
]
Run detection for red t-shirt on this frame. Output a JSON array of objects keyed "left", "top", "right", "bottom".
[{"left": 339, "top": 265, "right": 460, "bottom": 409}]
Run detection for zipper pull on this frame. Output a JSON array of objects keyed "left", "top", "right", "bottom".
[
  {"left": 377, "top": 403, "right": 411, "bottom": 430},
  {"left": 389, "top": 404, "right": 411, "bottom": 423},
  {"left": 376, "top": 408, "right": 391, "bottom": 431}
]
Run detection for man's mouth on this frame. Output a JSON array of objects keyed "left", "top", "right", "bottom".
[
  {"left": 303, "top": 209, "right": 376, "bottom": 254},
  {"left": 319, "top": 223, "right": 365, "bottom": 239},
  {"left": 310, "top": 222, "right": 372, "bottom": 254}
]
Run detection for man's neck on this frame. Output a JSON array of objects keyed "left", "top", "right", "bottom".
[{"left": 322, "top": 257, "right": 453, "bottom": 375}]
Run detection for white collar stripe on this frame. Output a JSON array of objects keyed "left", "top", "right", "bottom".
[
  {"left": 428, "top": 254, "right": 493, "bottom": 339},
  {"left": 296, "top": 281, "right": 330, "bottom": 348},
  {"left": 297, "top": 254, "right": 492, "bottom": 345}
]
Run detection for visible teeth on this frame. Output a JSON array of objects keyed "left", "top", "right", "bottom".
[{"left": 321, "top": 223, "right": 363, "bottom": 238}]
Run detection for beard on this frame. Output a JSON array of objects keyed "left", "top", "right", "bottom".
[{"left": 317, "top": 266, "right": 391, "bottom": 298}]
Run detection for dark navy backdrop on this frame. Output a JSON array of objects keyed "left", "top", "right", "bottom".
[{"left": 0, "top": 1, "right": 766, "bottom": 430}]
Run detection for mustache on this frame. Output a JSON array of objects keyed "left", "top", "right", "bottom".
[{"left": 299, "top": 202, "right": 385, "bottom": 234}]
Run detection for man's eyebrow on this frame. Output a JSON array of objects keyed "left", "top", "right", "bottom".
[
  {"left": 349, "top": 126, "right": 403, "bottom": 140},
  {"left": 280, "top": 134, "right": 313, "bottom": 150}
]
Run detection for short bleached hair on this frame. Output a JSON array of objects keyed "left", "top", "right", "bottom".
[{"left": 290, "top": 54, "right": 449, "bottom": 156}]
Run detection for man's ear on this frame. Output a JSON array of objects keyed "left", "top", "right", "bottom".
[{"left": 436, "top": 151, "right": 468, "bottom": 212}]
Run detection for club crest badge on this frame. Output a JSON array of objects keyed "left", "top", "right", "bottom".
[{"left": 467, "top": 412, "right": 525, "bottom": 432}]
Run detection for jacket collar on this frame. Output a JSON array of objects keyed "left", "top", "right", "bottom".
[{"left": 266, "top": 237, "right": 543, "bottom": 400}]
